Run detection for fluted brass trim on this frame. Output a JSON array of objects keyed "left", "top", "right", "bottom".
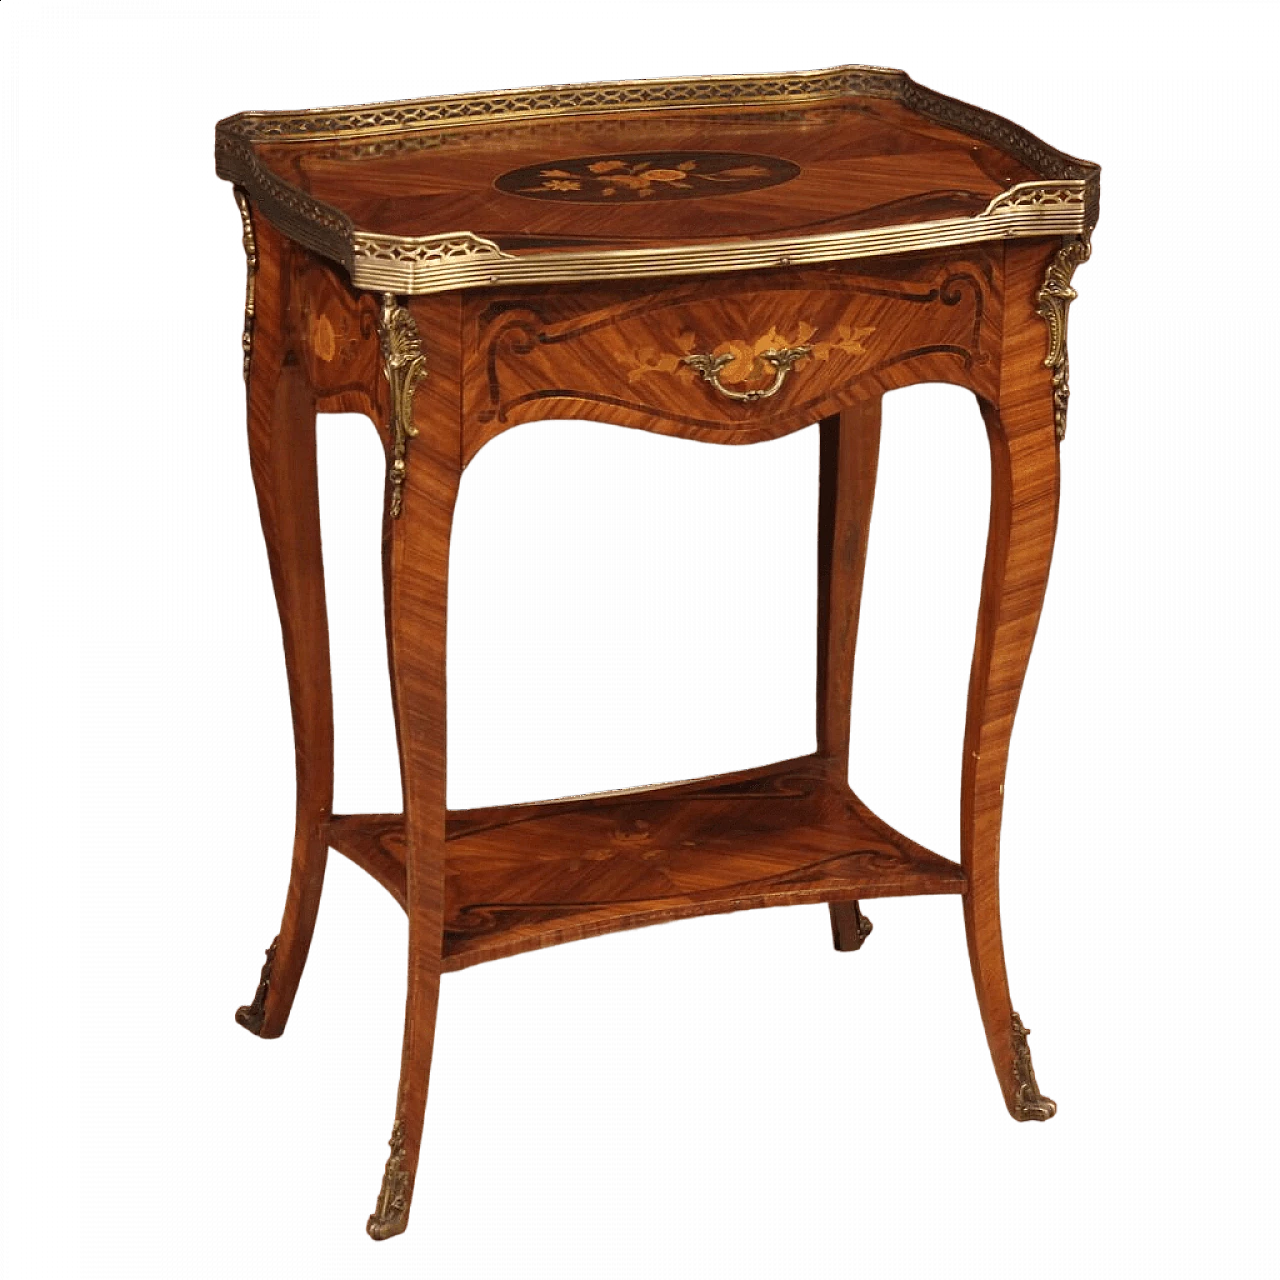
[
  {"left": 377, "top": 295, "right": 426, "bottom": 519},
  {"left": 233, "top": 188, "right": 257, "bottom": 385},
  {"left": 215, "top": 65, "right": 1100, "bottom": 297},
  {"left": 1035, "top": 234, "right": 1091, "bottom": 442},
  {"left": 1010, "top": 1012, "right": 1057, "bottom": 1121}
]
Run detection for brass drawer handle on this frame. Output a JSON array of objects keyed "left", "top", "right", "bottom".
[{"left": 682, "top": 345, "right": 812, "bottom": 403}]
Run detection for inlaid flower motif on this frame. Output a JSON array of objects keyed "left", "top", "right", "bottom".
[
  {"left": 496, "top": 152, "right": 800, "bottom": 203},
  {"left": 809, "top": 322, "right": 877, "bottom": 363}
]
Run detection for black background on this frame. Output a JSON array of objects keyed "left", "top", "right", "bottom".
[{"left": 192, "top": 62, "right": 1131, "bottom": 1249}]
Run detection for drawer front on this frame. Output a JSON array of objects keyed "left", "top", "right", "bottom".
[{"left": 463, "top": 250, "right": 1000, "bottom": 458}]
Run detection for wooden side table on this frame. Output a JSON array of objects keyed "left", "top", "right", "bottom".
[{"left": 216, "top": 64, "right": 1098, "bottom": 1240}]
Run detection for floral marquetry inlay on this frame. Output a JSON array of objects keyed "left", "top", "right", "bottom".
[{"left": 494, "top": 151, "right": 800, "bottom": 202}]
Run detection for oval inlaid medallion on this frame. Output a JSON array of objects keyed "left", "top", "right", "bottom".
[{"left": 494, "top": 151, "right": 800, "bottom": 203}]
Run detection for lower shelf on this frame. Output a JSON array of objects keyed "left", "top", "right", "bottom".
[{"left": 325, "top": 754, "right": 965, "bottom": 971}]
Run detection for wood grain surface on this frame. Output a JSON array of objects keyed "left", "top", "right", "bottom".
[
  {"left": 234, "top": 208, "right": 333, "bottom": 1040},
  {"left": 324, "top": 755, "right": 964, "bottom": 972},
  {"left": 463, "top": 250, "right": 999, "bottom": 456},
  {"left": 960, "top": 240, "right": 1063, "bottom": 1122}
]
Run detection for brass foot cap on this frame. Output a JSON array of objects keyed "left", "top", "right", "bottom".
[
  {"left": 367, "top": 1212, "right": 408, "bottom": 1241},
  {"left": 234, "top": 1005, "right": 266, "bottom": 1035},
  {"left": 1014, "top": 1096, "right": 1058, "bottom": 1122}
]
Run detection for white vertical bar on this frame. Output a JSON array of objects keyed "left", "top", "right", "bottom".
[{"left": 24, "top": 320, "right": 39, "bottom": 640}]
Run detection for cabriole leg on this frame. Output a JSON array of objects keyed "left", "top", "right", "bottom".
[
  {"left": 816, "top": 398, "right": 882, "bottom": 950},
  {"left": 234, "top": 194, "right": 333, "bottom": 1039},
  {"left": 961, "top": 242, "right": 1067, "bottom": 1120},
  {"left": 366, "top": 294, "right": 462, "bottom": 1240}
]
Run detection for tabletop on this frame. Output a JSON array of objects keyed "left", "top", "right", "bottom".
[{"left": 216, "top": 64, "right": 1099, "bottom": 295}]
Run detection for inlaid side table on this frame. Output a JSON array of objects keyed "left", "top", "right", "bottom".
[{"left": 216, "top": 65, "right": 1098, "bottom": 1240}]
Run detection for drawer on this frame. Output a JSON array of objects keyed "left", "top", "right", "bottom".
[{"left": 462, "top": 250, "right": 1000, "bottom": 459}]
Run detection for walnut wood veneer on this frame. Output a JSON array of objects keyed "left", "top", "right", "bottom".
[{"left": 218, "top": 64, "right": 1098, "bottom": 1242}]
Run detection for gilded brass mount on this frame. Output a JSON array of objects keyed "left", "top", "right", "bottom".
[
  {"left": 1010, "top": 1012, "right": 1057, "bottom": 1121},
  {"left": 1035, "top": 234, "right": 1091, "bottom": 442},
  {"left": 377, "top": 295, "right": 426, "bottom": 519},
  {"left": 233, "top": 188, "right": 257, "bottom": 386},
  {"left": 235, "top": 936, "right": 278, "bottom": 1035},
  {"left": 367, "top": 1118, "right": 411, "bottom": 1240}
]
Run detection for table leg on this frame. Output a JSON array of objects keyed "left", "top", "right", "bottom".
[
  {"left": 816, "top": 398, "right": 882, "bottom": 950},
  {"left": 961, "top": 245, "right": 1062, "bottom": 1121},
  {"left": 829, "top": 900, "right": 874, "bottom": 951},
  {"left": 367, "top": 295, "right": 463, "bottom": 1240},
  {"left": 235, "top": 208, "right": 333, "bottom": 1040}
]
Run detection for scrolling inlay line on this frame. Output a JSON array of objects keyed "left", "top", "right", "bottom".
[{"left": 378, "top": 295, "right": 426, "bottom": 519}]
